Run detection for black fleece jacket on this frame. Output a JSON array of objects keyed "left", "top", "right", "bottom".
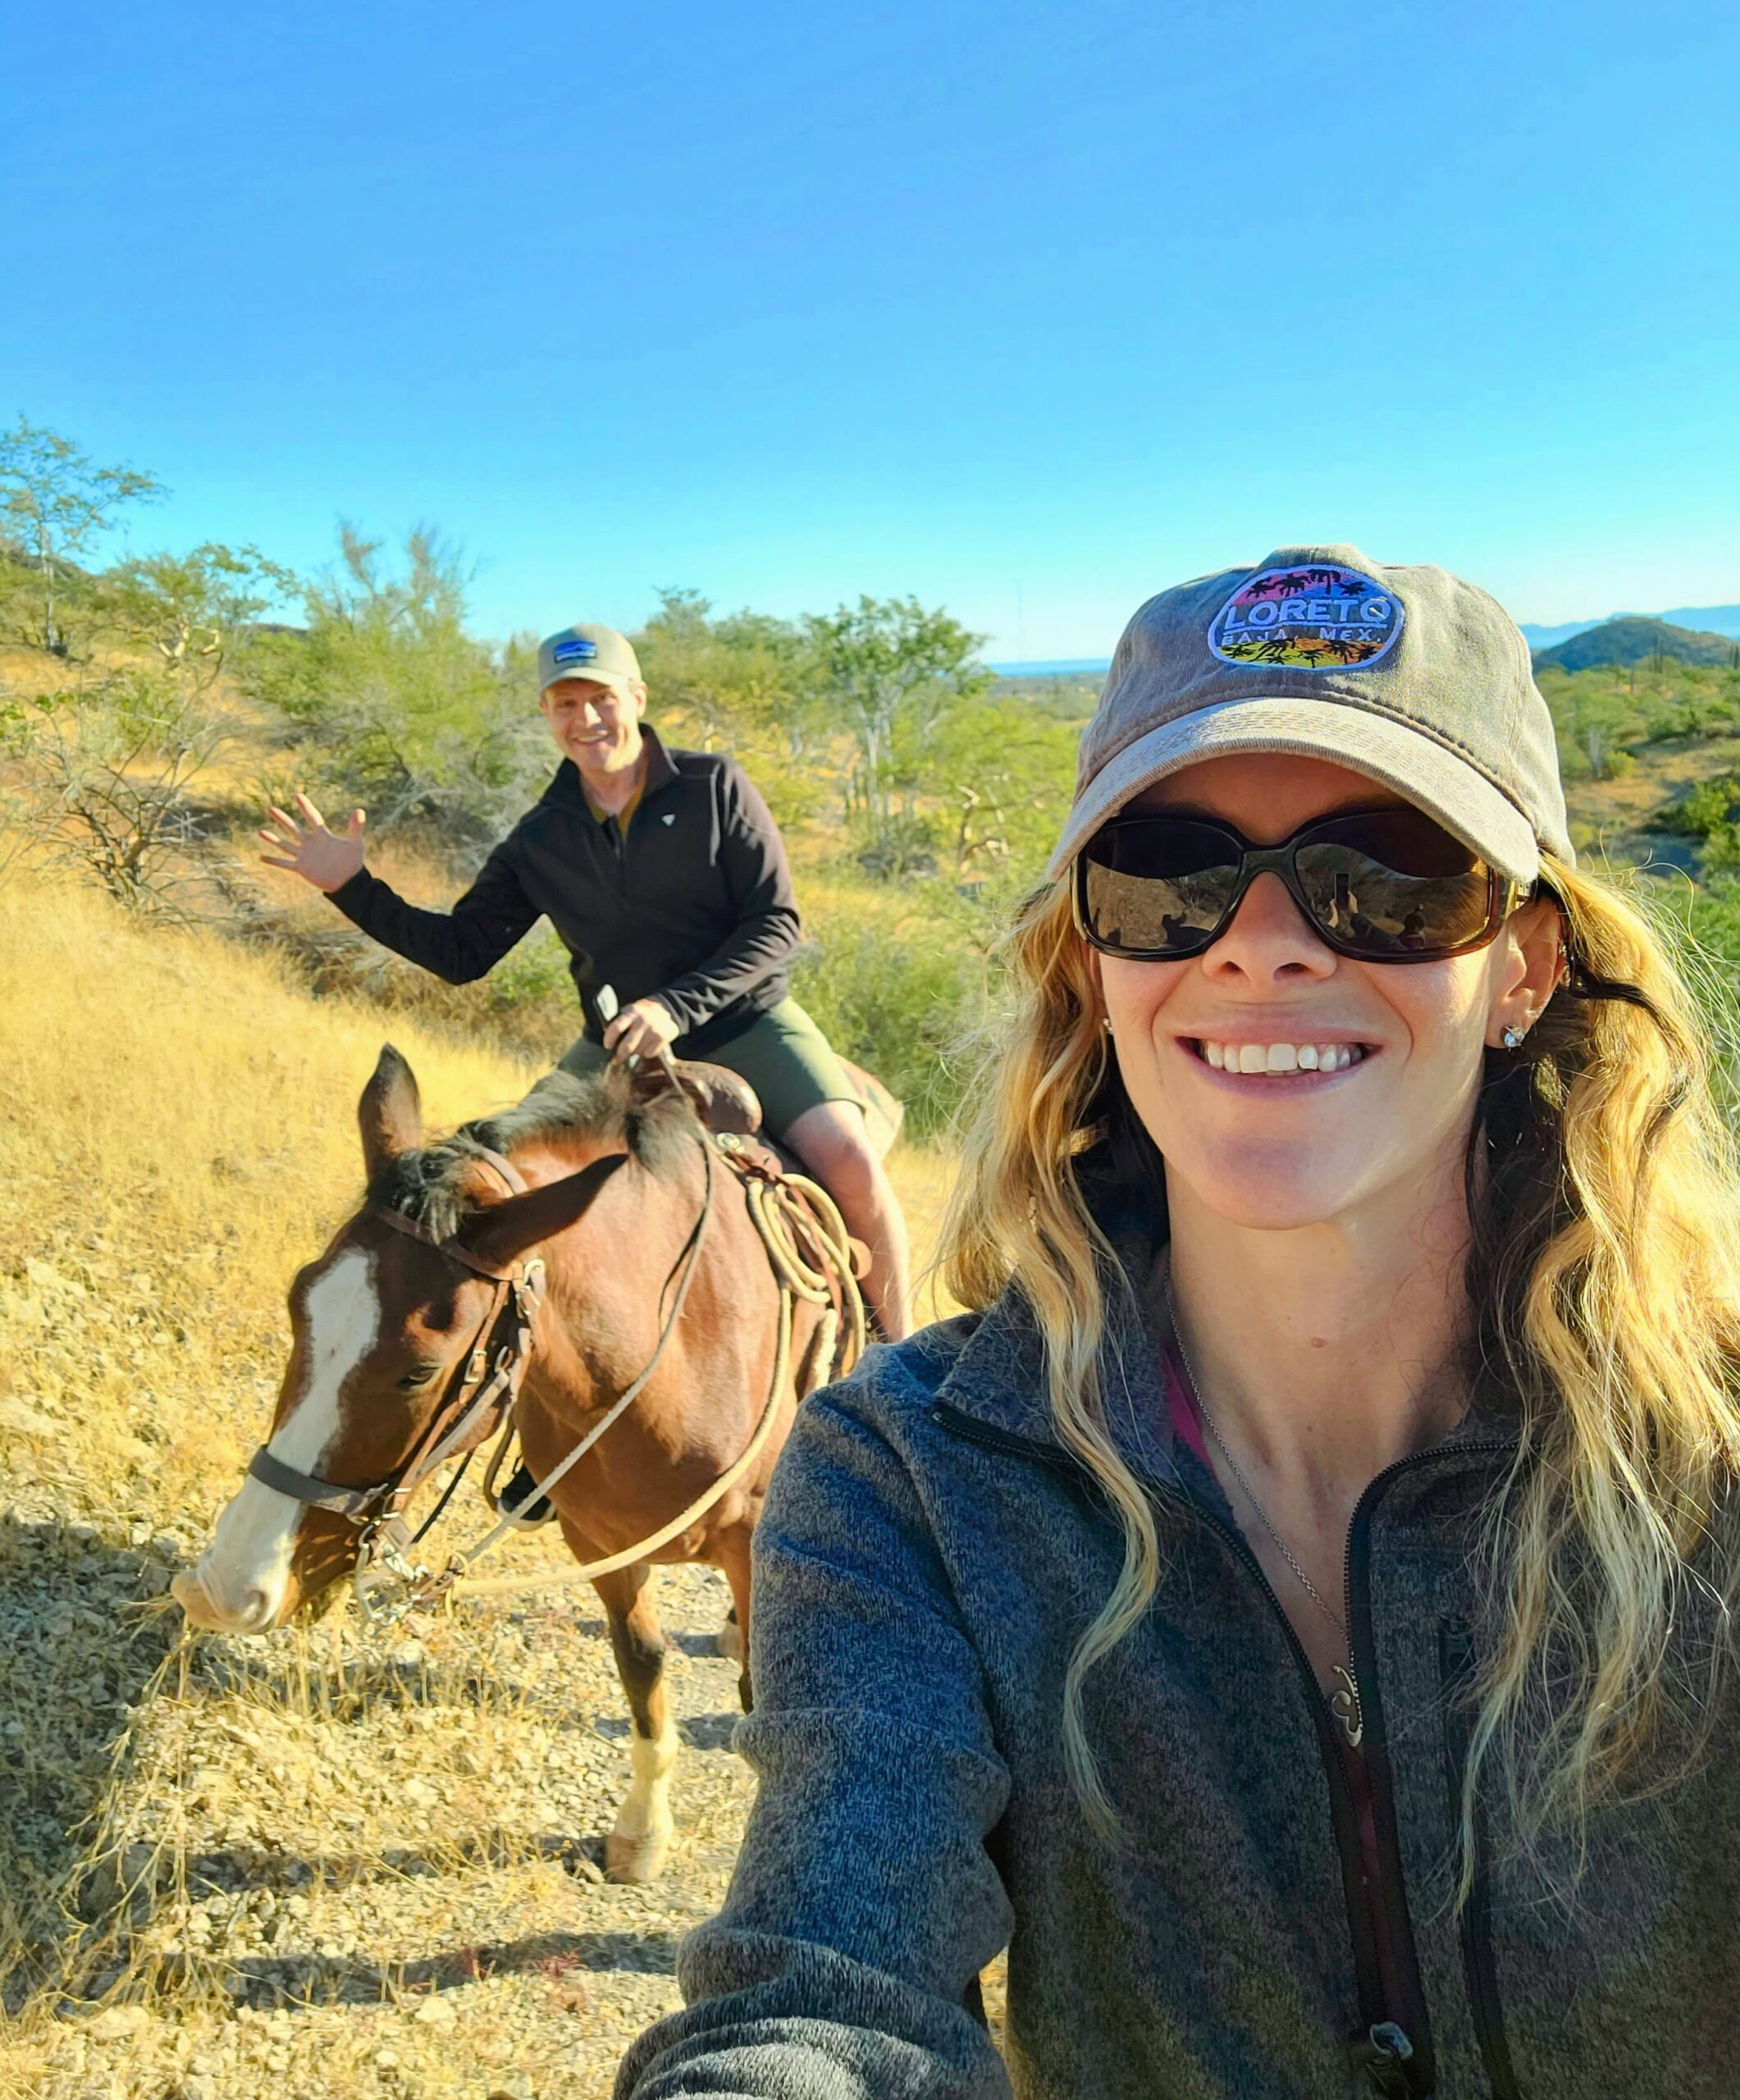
[{"left": 327, "top": 730, "right": 802, "bottom": 1057}]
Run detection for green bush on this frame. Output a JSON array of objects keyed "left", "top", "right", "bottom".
[
  {"left": 1660, "top": 774, "right": 1740, "bottom": 838},
  {"left": 791, "top": 914, "right": 987, "bottom": 1138},
  {"left": 486, "top": 920, "right": 576, "bottom": 1016}
]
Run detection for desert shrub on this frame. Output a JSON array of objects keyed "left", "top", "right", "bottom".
[
  {"left": 1660, "top": 774, "right": 1740, "bottom": 838},
  {"left": 791, "top": 913, "right": 986, "bottom": 1136},
  {"left": 485, "top": 920, "right": 576, "bottom": 1019}
]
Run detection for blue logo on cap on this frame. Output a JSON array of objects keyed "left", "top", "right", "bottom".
[
  {"left": 551, "top": 637, "right": 598, "bottom": 664},
  {"left": 1208, "top": 565, "right": 1403, "bottom": 671}
]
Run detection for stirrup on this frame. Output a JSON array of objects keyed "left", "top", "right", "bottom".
[{"left": 495, "top": 1461, "right": 555, "bottom": 1529}]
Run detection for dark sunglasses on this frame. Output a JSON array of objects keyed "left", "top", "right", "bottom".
[{"left": 1075, "top": 805, "right": 1528, "bottom": 965}]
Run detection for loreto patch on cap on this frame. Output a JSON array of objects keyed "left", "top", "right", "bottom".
[
  {"left": 552, "top": 637, "right": 599, "bottom": 664},
  {"left": 1208, "top": 564, "right": 1404, "bottom": 672}
]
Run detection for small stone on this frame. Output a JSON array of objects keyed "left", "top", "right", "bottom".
[
  {"left": 86, "top": 2004, "right": 149, "bottom": 2040},
  {"left": 0, "top": 1399, "right": 56, "bottom": 1437},
  {"left": 413, "top": 1994, "right": 454, "bottom": 2024}
]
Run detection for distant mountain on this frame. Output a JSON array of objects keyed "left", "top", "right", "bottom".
[
  {"left": 1519, "top": 617, "right": 1604, "bottom": 650},
  {"left": 1653, "top": 604, "right": 1740, "bottom": 638},
  {"left": 1532, "top": 617, "right": 1738, "bottom": 672},
  {"left": 1521, "top": 603, "right": 1740, "bottom": 649}
]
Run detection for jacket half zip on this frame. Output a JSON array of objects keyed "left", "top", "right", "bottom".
[
  {"left": 1340, "top": 1437, "right": 1516, "bottom": 2098},
  {"left": 1438, "top": 1614, "right": 1522, "bottom": 2098},
  {"left": 929, "top": 1399, "right": 1409, "bottom": 2082},
  {"left": 608, "top": 819, "right": 629, "bottom": 906}
]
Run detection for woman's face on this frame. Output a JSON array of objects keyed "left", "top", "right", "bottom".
[{"left": 1095, "top": 752, "right": 1564, "bottom": 1235}]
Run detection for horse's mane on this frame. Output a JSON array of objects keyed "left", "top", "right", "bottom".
[{"left": 367, "top": 1065, "right": 698, "bottom": 1240}]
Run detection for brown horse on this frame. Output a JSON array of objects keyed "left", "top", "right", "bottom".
[{"left": 173, "top": 1045, "right": 853, "bottom": 1880}]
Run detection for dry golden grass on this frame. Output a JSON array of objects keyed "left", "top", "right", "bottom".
[{"left": 0, "top": 869, "right": 961, "bottom": 2098}]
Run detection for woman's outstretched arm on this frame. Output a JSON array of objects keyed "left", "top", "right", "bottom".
[{"left": 616, "top": 1344, "right": 1015, "bottom": 2100}]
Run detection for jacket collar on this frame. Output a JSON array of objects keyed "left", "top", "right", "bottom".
[
  {"left": 930, "top": 1162, "right": 1521, "bottom": 1497},
  {"left": 930, "top": 1166, "right": 1183, "bottom": 1491},
  {"left": 542, "top": 724, "right": 681, "bottom": 810}
]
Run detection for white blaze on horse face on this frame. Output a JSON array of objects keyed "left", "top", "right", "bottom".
[{"left": 180, "top": 1248, "right": 381, "bottom": 1633}]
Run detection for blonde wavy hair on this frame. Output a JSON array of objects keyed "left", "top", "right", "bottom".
[{"left": 940, "top": 854, "right": 1740, "bottom": 1886}]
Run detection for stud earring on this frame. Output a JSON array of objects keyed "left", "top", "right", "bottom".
[{"left": 1500, "top": 1025, "right": 1525, "bottom": 1050}]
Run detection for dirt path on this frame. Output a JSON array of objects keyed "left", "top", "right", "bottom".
[{"left": 11, "top": 1508, "right": 972, "bottom": 2098}]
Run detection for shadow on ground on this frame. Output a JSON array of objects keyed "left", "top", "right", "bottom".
[
  {"left": 153, "top": 1925, "right": 685, "bottom": 2010},
  {"left": 0, "top": 1509, "right": 182, "bottom": 2008}
]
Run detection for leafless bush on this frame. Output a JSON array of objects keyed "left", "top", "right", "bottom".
[{"left": 2, "top": 675, "right": 230, "bottom": 920}]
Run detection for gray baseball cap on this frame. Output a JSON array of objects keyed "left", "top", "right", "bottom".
[
  {"left": 1048, "top": 543, "right": 1572, "bottom": 888},
  {"left": 537, "top": 622, "right": 643, "bottom": 698}
]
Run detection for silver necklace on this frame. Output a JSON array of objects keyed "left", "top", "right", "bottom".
[{"left": 1167, "top": 1295, "right": 1364, "bottom": 1749}]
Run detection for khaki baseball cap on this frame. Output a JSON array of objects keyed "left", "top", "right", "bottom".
[
  {"left": 537, "top": 623, "right": 643, "bottom": 698},
  {"left": 1048, "top": 543, "right": 1572, "bottom": 888}
]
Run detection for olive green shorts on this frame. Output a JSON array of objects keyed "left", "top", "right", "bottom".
[{"left": 555, "top": 997, "right": 860, "bottom": 1139}]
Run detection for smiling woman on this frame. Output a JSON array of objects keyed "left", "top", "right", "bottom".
[{"left": 617, "top": 545, "right": 1740, "bottom": 2100}]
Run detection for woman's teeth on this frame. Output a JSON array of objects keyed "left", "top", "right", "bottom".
[{"left": 1197, "top": 1040, "right": 1368, "bottom": 1073}]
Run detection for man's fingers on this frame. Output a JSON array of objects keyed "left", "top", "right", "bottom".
[
  {"left": 260, "top": 854, "right": 299, "bottom": 870},
  {"left": 267, "top": 805, "right": 302, "bottom": 837},
  {"left": 295, "top": 790, "right": 327, "bottom": 830},
  {"left": 346, "top": 808, "right": 366, "bottom": 838}
]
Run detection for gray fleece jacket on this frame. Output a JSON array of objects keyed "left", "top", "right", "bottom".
[{"left": 615, "top": 1213, "right": 1740, "bottom": 2099}]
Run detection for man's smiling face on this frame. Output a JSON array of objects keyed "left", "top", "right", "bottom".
[{"left": 539, "top": 677, "right": 647, "bottom": 785}]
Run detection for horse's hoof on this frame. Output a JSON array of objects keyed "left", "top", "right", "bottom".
[
  {"left": 605, "top": 1828, "right": 672, "bottom": 1883},
  {"left": 716, "top": 1615, "right": 743, "bottom": 1664}
]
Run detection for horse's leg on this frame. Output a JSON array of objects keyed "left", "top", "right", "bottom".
[
  {"left": 593, "top": 1562, "right": 678, "bottom": 1883},
  {"left": 715, "top": 1524, "right": 756, "bottom": 1714}
]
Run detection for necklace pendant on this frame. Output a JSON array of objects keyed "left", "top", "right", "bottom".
[{"left": 1331, "top": 1664, "right": 1363, "bottom": 1749}]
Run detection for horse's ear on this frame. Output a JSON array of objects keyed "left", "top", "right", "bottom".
[
  {"left": 359, "top": 1045, "right": 422, "bottom": 1178},
  {"left": 453, "top": 1153, "right": 628, "bottom": 1274}
]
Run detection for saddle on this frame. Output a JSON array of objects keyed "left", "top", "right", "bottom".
[{"left": 626, "top": 1056, "right": 763, "bottom": 1139}]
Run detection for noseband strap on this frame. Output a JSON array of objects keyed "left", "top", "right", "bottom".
[{"left": 248, "top": 1445, "right": 392, "bottom": 1518}]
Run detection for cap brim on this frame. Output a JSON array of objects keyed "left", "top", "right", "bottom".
[{"left": 1047, "top": 696, "right": 1541, "bottom": 888}]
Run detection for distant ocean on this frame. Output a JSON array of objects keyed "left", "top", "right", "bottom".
[{"left": 989, "top": 658, "right": 1112, "bottom": 678}]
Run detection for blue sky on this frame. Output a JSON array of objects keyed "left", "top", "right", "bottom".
[{"left": 4, "top": 0, "right": 1737, "bottom": 659}]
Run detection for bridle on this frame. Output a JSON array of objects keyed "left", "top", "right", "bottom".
[
  {"left": 245, "top": 1146, "right": 567, "bottom": 1610},
  {"left": 244, "top": 1118, "right": 864, "bottom": 1627}
]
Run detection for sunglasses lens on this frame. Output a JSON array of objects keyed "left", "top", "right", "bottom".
[
  {"left": 1295, "top": 812, "right": 1493, "bottom": 955},
  {"left": 1080, "top": 820, "right": 1241, "bottom": 953}
]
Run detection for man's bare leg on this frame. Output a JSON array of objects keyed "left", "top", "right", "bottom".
[{"left": 782, "top": 1100, "right": 912, "bottom": 1341}]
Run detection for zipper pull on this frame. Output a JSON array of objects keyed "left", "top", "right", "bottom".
[{"left": 1352, "top": 2020, "right": 1417, "bottom": 2094}]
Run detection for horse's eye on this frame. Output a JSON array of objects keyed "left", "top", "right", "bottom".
[{"left": 396, "top": 1366, "right": 442, "bottom": 1392}]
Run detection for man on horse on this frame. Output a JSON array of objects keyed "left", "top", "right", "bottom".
[{"left": 260, "top": 621, "right": 912, "bottom": 1355}]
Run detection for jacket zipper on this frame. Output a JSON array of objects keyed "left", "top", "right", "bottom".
[
  {"left": 932, "top": 1399, "right": 1515, "bottom": 2096},
  {"left": 608, "top": 817, "right": 630, "bottom": 906},
  {"left": 1438, "top": 1615, "right": 1522, "bottom": 2098},
  {"left": 930, "top": 1403, "right": 1400, "bottom": 2075}
]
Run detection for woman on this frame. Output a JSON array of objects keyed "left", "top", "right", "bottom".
[{"left": 617, "top": 546, "right": 1740, "bottom": 2098}]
